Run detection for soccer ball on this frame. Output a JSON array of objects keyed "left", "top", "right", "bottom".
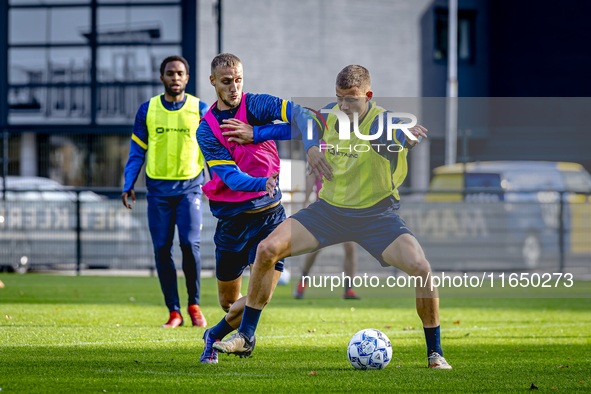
[{"left": 347, "top": 329, "right": 392, "bottom": 370}]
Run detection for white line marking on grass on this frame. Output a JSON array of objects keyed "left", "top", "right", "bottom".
[
  {"left": 0, "top": 338, "right": 190, "bottom": 348},
  {"left": 95, "top": 369, "right": 269, "bottom": 377},
  {"left": 1, "top": 322, "right": 587, "bottom": 348}
]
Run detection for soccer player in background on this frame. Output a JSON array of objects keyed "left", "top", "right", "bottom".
[
  {"left": 294, "top": 172, "right": 359, "bottom": 300},
  {"left": 122, "top": 55, "right": 209, "bottom": 328},
  {"left": 197, "top": 53, "right": 329, "bottom": 364},
  {"left": 213, "top": 65, "right": 452, "bottom": 369}
]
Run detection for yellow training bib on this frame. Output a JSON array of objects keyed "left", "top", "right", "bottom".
[{"left": 145, "top": 94, "right": 204, "bottom": 180}]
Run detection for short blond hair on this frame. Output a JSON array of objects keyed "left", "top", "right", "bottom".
[
  {"left": 211, "top": 53, "right": 242, "bottom": 76},
  {"left": 336, "top": 65, "right": 371, "bottom": 92}
]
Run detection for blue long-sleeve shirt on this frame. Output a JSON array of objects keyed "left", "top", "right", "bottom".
[
  {"left": 123, "top": 94, "right": 209, "bottom": 196},
  {"left": 196, "top": 93, "right": 320, "bottom": 218},
  {"left": 255, "top": 102, "right": 420, "bottom": 209},
  {"left": 255, "top": 102, "right": 413, "bottom": 160}
]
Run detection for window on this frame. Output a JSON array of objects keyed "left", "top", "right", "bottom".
[
  {"left": 97, "top": 6, "right": 181, "bottom": 43},
  {"left": 6, "top": 1, "right": 184, "bottom": 127},
  {"left": 434, "top": 8, "right": 476, "bottom": 63},
  {"left": 9, "top": 7, "right": 91, "bottom": 45}
]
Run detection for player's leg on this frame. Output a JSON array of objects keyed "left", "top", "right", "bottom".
[
  {"left": 147, "top": 196, "right": 182, "bottom": 327},
  {"left": 206, "top": 247, "right": 250, "bottom": 335},
  {"left": 294, "top": 249, "right": 321, "bottom": 298},
  {"left": 303, "top": 250, "right": 321, "bottom": 274},
  {"left": 248, "top": 218, "right": 318, "bottom": 308},
  {"left": 202, "top": 211, "right": 266, "bottom": 363},
  {"left": 213, "top": 218, "right": 319, "bottom": 355},
  {"left": 224, "top": 204, "right": 289, "bottom": 327},
  {"left": 176, "top": 192, "right": 206, "bottom": 327},
  {"left": 223, "top": 267, "right": 282, "bottom": 328},
  {"left": 342, "top": 242, "right": 360, "bottom": 299},
  {"left": 200, "top": 275, "right": 243, "bottom": 364},
  {"left": 381, "top": 234, "right": 451, "bottom": 369},
  {"left": 208, "top": 205, "right": 288, "bottom": 359},
  {"left": 218, "top": 276, "right": 242, "bottom": 313},
  {"left": 381, "top": 234, "right": 438, "bottom": 322},
  {"left": 205, "top": 254, "right": 283, "bottom": 361},
  {"left": 214, "top": 199, "right": 346, "bottom": 355},
  {"left": 213, "top": 269, "right": 282, "bottom": 358}
]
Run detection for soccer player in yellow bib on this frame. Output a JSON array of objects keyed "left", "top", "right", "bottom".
[
  {"left": 122, "top": 56, "right": 209, "bottom": 328},
  {"left": 213, "top": 65, "right": 452, "bottom": 369}
]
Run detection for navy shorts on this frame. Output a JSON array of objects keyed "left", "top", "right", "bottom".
[
  {"left": 290, "top": 196, "right": 413, "bottom": 267},
  {"left": 215, "top": 203, "right": 286, "bottom": 281}
]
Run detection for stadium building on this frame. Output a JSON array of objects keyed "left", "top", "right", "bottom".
[{"left": 2, "top": 0, "right": 589, "bottom": 188}]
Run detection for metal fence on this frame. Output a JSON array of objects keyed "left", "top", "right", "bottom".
[
  {"left": 0, "top": 189, "right": 216, "bottom": 273},
  {"left": 0, "top": 189, "right": 590, "bottom": 274}
]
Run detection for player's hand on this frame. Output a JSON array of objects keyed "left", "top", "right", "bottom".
[
  {"left": 221, "top": 119, "right": 254, "bottom": 144},
  {"left": 122, "top": 189, "right": 136, "bottom": 209},
  {"left": 266, "top": 172, "right": 279, "bottom": 199},
  {"left": 307, "top": 146, "right": 332, "bottom": 181},
  {"left": 406, "top": 125, "right": 428, "bottom": 147}
]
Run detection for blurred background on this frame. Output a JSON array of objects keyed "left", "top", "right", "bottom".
[{"left": 0, "top": 0, "right": 590, "bottom": 276}]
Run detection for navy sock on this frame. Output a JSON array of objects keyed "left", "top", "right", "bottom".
[
  {"left": 209, "top": 317, "right": 234, "bottom": 340},
  {"left": 239, "top": 306, "right": 262, "bottom": 340},
  {"left": 424, "top": 326, "right": 443, "bottom": 356}
]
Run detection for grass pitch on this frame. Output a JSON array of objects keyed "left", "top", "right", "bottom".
[{"left": 1, "top": 274, "right": 590, "bottom": 393}]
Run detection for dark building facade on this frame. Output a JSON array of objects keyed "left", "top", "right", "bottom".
[
  {"left": 0, "top": 0, "right": 197, "bottom": 187},
  {"left": 421, "top": 0, "right": 591, "bottom": 174}
]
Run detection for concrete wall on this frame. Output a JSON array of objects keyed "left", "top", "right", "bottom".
[
  {"left": 197, "top": 0, "right": 432, "bottom": 103},
  {"left": 196, "top": 0, "right": 433, "bottom": 187}
]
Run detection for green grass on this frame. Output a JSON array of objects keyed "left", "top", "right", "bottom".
[{"left": 1, "top": 274, "right": 590, "bottom": 393}]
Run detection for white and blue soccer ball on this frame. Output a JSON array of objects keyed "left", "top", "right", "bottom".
[{"left": 347, "top": 329, "right": 392, "bottom": 370}]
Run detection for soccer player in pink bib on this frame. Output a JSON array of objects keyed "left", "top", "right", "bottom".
[{"left": 197, "top": 53, "right": 329, "bottom": 363}]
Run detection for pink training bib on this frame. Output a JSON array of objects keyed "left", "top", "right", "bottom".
[{"left": 202, "top": 93, "right": 281, "bottom": 202}]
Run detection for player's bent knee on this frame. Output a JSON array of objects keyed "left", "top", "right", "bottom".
[
  {"left": 256, "top": 240, "right": 280, "bottom": 267},
  {"left": 219, "top": 300, "right": 232, "bottom": 312},
  {"left": 407, "top": 258, "right": 432, "bottom": 278},
  {"left": 218, "top": 296, "right": 235, "bottom": 312}
]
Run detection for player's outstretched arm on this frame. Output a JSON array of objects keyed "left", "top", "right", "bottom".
[
  {"left": 405, "top": 125, "right": 428, "bottom": 147},
  {"left": 232, "top": 120, "right": 332, "bottom": 180},
  {"left": 223, "top": 120, "right": 294, "bottom": 145},
  {"left": 246, "top": 94, "right": 323, "bottom": 149},
  {"left": 219, "top": 117, "right": 296, "bottom": 145}
]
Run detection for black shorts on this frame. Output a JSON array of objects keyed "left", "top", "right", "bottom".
[
  {"left": 215, "top": 203, "right": 286, "bottom": 281},
  {"left": 290, "top": 196, "right": 413, "bottom": 267}
]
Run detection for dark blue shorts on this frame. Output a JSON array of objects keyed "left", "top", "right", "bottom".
[
  {"left": 215, "top": 203, "right": 286, "bottom": 281},
  {"left": 290, "top": 196, "right": 413, "bottom": 267}
]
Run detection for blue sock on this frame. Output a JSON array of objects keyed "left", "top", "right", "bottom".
[
  {"left": 424, "top": 326, "right": 443, "bottom": 356},
  {"left": 239, "top": 306, "right": 262, "bottom": 340},
  {"left": 209, "top": 317, "right": 234, "bottom": 340}
]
